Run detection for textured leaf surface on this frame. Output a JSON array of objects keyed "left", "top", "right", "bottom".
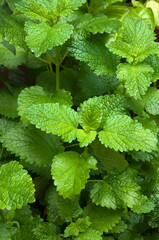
[
  {"left": 78, "top": 97, "right": 103, "bottom": 131},
  {"left": 0, "top": 223, "right": 11, "bottom": 240},
  {"left": 83, "top": 204, "right": 122, "bottom": 233},
  {"left": 25, "top": 21, "right": 73, "bottom": 56},
  {"left": 0, "top": 87, "right": 23, "bottom": 119},
  {"left": 77, "top": 13, "right": 121, "bottom": 34},
  {"left": 100, "top": 94, "right": 128, "bottom": 125},
  {"left": 51, "top": 151, "right": 97, "bottom": 198},
  {"left": 107, "top": 16, "right": 159, "bottom": 63},
  {"left": 64, "top": 217, "right": 91, "bottom": 237},
  {"left": 0, "top": 44, "right": 27, "bottom": 68},
  {"left": 0, "top": 118, "right": 19, "bottom": 136},
  {"left": 0, "top": 125, "right": 64, "bottom": 166},
  {"left": 78, "top": 64, "right": 119, "bottom": 98},
  {"left": 25, "top": 103, "right": 78, "bottom": 142},
  {"left": 75, "top": 229, "right": 102, "bottom": 240},
  {"left": 69, "top": 38, "right": 120, "bottom": 75},
  {"left": 51, "top": 0, "right": 86, "bottom": 16},
  {"left": 58, "top": 195, "right": 83, "bottom": 222},
  {"left": 143, "top": 87, "right": 159, "bottom": 115},
  {"left": 77, "top": 129, "right": 97, "bottom": 147},
  {"left": 0, "top": 9, "right": 26, "bottom": 48},
  {"left": 90, "top": 169, "right": 154, "bottom": 213},
  {"left": 91, "top": 139, "right": 128, "bottom": 173},
  {"left": 98, "top": 115, "right": 157, "bottom": 152},
  {"left": 15, "top": 0, "right": 49, "bottom": 22},
  {"left": 0, "top": 161, "right": 35, "bottom": 210},
  {"left": 18, "top": 86, "right": 73, "bottom": 123},
  {"left": 117, "top": 63, "right": 153, "bottom": 99}
]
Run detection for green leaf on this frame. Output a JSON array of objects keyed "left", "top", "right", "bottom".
[
  {"left": 78, "top": 97, "right": 103, "bottom": 131},
  {"left": 18, "top": 86, "right": 73, "bottom": 124},
  {"left": 0, "top": 118, "right": 19, "bottom": 136},
  {"left": 58, "top": 195, "right": 83, "bottom": 222},
  {"left": 107, "top": 16, "right": 159, "bottom": 63},
  {"left": 91, "top": 139, "right": 128, "bottom": 173},
  {"left": 108, "top": 220, "right": 127, "bottom": 234},
  {"left": 0, "top": 125, "right": 64, "bottom": 167},
  {"left": 25, "top": 103, "right": 78, "bottom": 142},
  {"left": 78, "top": 64, "right": 119, "bottom": 98},
  {"left": 90, "top": 168, "right": 154, "bottom": 213},
  {"left": 25, "top": 21, "right": 73, "bottom": 56},
  {"left": 98, "top": 115, "right": 157, "bottom": 152},
  {"left": 143, "top": 87, "right": 159, "bottom": 115},
  {"left": 51, "top": 151, "right": 97, "bottom": 198},
  {"left": 77, "top": 129, "right": 97, "bottom": 147},
  {"left": 64, "top": 217, "right": 91, "bottom": 237},
  {"left": 0, "top": 223, "right": 11, "bottom": 240},
  {"left": 0, "top": 87, "right": 23, "bottom": 119},
  {"left": 69, "top": 38, "right": 120, "bottom": 75},
  {"left": 75, "top": 229, "right": 102, "bottom": 240},
  {"left": 100, "top": 94, "right": 128, "bottom": 125},
  {"left": 117, "top": 63, "right": 154, "bottom": 99},
  {"left": 76, "top": 13, "right": 121, "bottom": 34},
  {"left": 145, "top": 54, "right": 159, "bottom": 82},
  {"left": 83, "top": 203, "right": 122, "bottom": 233},
  {"left": 50, "top": 0, "right": 87, "bottom": 17},
  {"left": 0, "top": 161, "right": 35, "bottom": 210},
  {"left": 0, "top": 44, "right": 27, "bottom": 68},
  {"left": 32, "top": 221, "right": 61, "bottom": 240},
  {"left": 0, "top": 9, "right": 26, "bottom": 49},
  {"left": 15, "top": 0, "right": 49, "bottom": 22}
]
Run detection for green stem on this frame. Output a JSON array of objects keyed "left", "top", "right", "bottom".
[
  {"left": 0, "top": 148, "right": 3, "bottom": 161},
  {"left": 56, "top": 47, "right": 60, "bottom": 90},
  {"left": 29, "top": 52, "right": 49, "bottom": 64},
  {"left": 87, "top": 179, "right": 103, "bottom": 183},
  {"left": 0, "top": 210, "right": 5, "bottom": 223},
  {"left": 65, "top": 143, "right": 79, "bottom": 149},
  {"left": 59, "top": 51, "right": 69, "bottom": 65}
]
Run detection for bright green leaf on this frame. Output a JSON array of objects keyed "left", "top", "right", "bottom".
[
  {"left": 77, "top": 129, "right": 97, "bottom": 147},
  {"left": 0, "top": 161, "right": 35, "bottom": 210},
  {"left": 51, "top": 151, "right": 97, "bottom": 198},
  {"left": 143, "top": 87, "right": 159, "bottom": 115},
  {"left": 25, "top": 103, "right": 78, "bottom": 142},
  {"left": 98, "top": 115, "right": 157, "bottom": 152}
]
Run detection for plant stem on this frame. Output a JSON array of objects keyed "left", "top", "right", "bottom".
[
  {"left": 65, "top": 143, "right": 79, "bottom": 149},
  {"left": 59, "top": 51, "right": 69, "bottom": 65},
  {"left": 56, "top": 47, "right": 60, "bottom": 90},
  {"left": 87, "top": 179, "right": 103, "bottom": 183},
  {"left": 0, "top": 147, "right": 3, "bottom": 161},
  {"left": 0, "top": 210, "right": 5, "bottom": 223}
]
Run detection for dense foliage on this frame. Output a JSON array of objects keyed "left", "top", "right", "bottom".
[{"left": 0, "top": 0, "right": 159, "bottom": 239}]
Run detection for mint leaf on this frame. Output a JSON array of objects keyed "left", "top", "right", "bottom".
[
  {"left": 117, "top": 63, "right": 154, "bottom": 99},
  {"left": 0, "top": 9, "right": 26, "bottom": 49},
  {"left": 25, "top": 103, "right": 78, "bottom": 142},
  {"left": 143, "top": 87, "right": 159, "bottom": 115},
  {"left": 0, "top": 161, "right": 35, "bottom": 210},
  {"left": 25, "top": 21, "right": 73, "bottom": 57},
  {"left": 107, "top": 16, "right": 159, "bottom": 63},
  {"left": 51, "top": 151, "right": 97, "bottom": 198},
  {"left": 0, "top": 125, "right": 64, "bottom": 167},
  {"left": 78, "top": 97, "right": 103, "bottom": 131},
  {"left": 77, "top": 129, "right": 97, "bottom": 147},
  {"left": 83, "top": 203, "right": 122, "bottom": 233},
  {"left": 98, "top": 115, "right": 157, "bottom": 152},
  {"left": 69, "top": 38, "right": 120, "bottom": 75},
  {"left": 75, "top": 229, "right": 102, "bottom": 240}
]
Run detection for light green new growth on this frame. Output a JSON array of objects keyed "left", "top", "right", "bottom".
[
  {"left": 51, "top": 151, "right": 97, "bottom": 198},
  {"left": 77, "top": 129, "right": 97, "bottom": 147},
  {"left": 98, "top": 115, "right": 157, "bottom": 152},
  {"left": 107, "top": 16, "right": 159, "bottom": 63},
  {"left": 117, "top": 63, "right": 154, "bottom": 99},
  {"left": 0, "top": 161, "right": 35, "bottom": 210},
  {"left": 25, "top": 103, "right": 78, "bottom": 142},
  {"left": 78, "top": 97, "right": 103, "bottom": 131},
  {"left": 25, "top": 21, "right": 74, "bottom": 57}
]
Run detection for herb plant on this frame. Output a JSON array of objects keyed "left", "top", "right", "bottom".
[{"left": 0, "top": 0, "right": 159, "bottom": 239}]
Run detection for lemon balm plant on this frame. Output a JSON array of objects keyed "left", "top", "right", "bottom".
[{"left": 0, "top": 0, "right": 159, "bottom": 239}]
